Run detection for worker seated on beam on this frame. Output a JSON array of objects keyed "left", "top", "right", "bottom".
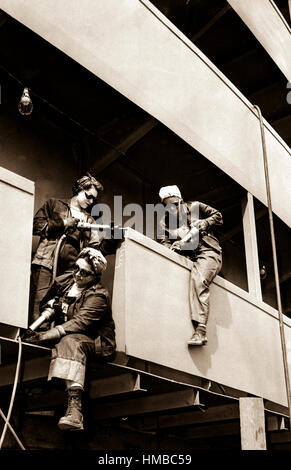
[
  {"left": 23, "top": 247, "right": 116, "bottom": 432},
  {"left": 158, "top": 185, "right": 223, "bottom": 347},
  {"left": 30, "top": 173, "right": 105, "bottom": 326}
]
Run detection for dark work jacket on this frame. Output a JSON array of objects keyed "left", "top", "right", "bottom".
[
  {"left": 32, "top": 198, "right": 101, "bottom": 272},
  {"left": 158, "top": 200, "right": 223, "bottom": 253},
  {"left": 41, "top": 272, "right": 116, "bottom": 358}
]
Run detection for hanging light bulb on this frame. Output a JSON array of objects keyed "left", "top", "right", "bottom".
[{"left": 18, "top": 87, "right": 33, "bottom": 116}]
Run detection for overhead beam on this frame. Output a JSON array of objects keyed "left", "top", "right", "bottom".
[
  {"left": 2, "top": 0, "right": 291, "bottom": 227},
  {"left": 0, "top": 10, "right": 8, "bottom": 28},
  {"left": 89, "top": 118, "right": 157, "bottom": 174},
  {"left": 227, "top": 0, "right": 291, "bottom": 82},
  {"left": 221, "top": 205, "right": 267, "bottom": 243},
  {"left": 191, "top": 5, "right": 231, "bottom": 42}
]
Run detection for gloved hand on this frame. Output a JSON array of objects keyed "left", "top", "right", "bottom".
[
  {"left": 110, "top": 222, "right": 124, "bottom": 239},
  {"left": 23, "top": 327, "right": 62, "bottom": 346},
  {"left": 63, "top": 217, "right": 78, "bottom": 230},
  {"left": 197, "top": 220, "right": 208, "bottom": 232},
  {"left": 170, "top": 241, "right": 182, "bottom": 251}
]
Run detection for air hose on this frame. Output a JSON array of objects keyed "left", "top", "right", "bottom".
[{"left": 0, "top": 336, "right": 25, "bottom": 450}]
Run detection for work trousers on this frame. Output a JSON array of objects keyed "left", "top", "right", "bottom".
[
  {"left": 189, "top": 246, "right": 222, "bottom": 326},
  {"left": 29, "top": 265, "right": 52, "bottom": 324},
  {"left": 48, "top": 334, "right": 96, "bottom": 388}
]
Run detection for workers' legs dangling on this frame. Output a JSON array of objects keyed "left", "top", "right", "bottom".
[{"left": 188, "top": 248, "right": 222, "bottom": 346}]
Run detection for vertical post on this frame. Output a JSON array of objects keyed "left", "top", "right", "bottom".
[
  {"left": 253, "top": 104, "right": 291, "bottom": 428},
  {"left": 242, "top": 192, "right": 262, "bottom": 301},
  {"left": 239, "top": 397, "right": 267, "bottom": 450}
]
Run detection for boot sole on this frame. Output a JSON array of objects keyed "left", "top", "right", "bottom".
[
  {"left": 58, "top": 419, "right": 84, "bottom": 431},
  {"left": 187, "top": 339, "right": 208, "bottom": 346}
]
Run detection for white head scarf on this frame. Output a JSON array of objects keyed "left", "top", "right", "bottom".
[
  {"left": 78, "top": 247, "right": 107, "bottom": 275},
  {"left": 159, "top": 185, "right": 182, "bottom": 201}
]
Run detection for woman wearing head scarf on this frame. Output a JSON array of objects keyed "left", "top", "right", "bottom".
[
  {"left": 25, "top": 247, "right": 116, "bottom": 431},
  {"left": 30, "top": 173, "right": 104, "bottom": 325}
]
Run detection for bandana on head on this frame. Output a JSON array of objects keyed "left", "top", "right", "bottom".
[
  {"left": 72, "top": 173, "right": 104, "bottom": 196},
  {"left": 159, "top": 185, "right": 182, "bottom": 201},
  {"left": 78, "top": 247, "right": 107, "bottom": 275}
]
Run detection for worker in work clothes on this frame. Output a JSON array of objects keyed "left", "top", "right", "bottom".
[
  {"left": 158, "top": 185, "right": 223, "bottom": 346},
  {"left": 24, "top": 247, "right": 116, "bottom": 431},
  {"left": 30, "top": 173, "right": 104, "bottom": 324}
]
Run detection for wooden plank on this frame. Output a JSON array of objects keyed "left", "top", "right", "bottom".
[
  {"left": 242, "top": 193, "right": 262, "bottom": 300},
  {"left": 91, "top": 389, "right": 200, "bottom": 420},
  {"left": 239, "top": 397, "right": 267, "bottom": 450}
]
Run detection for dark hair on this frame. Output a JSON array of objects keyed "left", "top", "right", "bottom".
[{"left": 72, "top": 173, "right": 104, "bottom": 196}]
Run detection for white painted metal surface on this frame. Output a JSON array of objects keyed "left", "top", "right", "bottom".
[
  {"left": 228, "top": 0, "right": 291, "bottom": 82},
  {"left": 0, "top": 0, "right": 291, "bottom": 228},
  {"left": 0, "top": 166, "right": 34, "bottom": 328},
  {"left": 113, "top": 229, "right": 291, "bottom": 407},
  {"left": 242, "top": 193, "right": 262, "bottom": 300}
]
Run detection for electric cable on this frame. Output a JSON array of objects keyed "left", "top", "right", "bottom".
[
  {"left": 0, "top": 64, "right": 124, "bottom": 155},
  {"left": 253, "top": 104, "right": 291, "bottom": 429},
  {"left": 0, "top": 336, "right": 26, "bottom": 450}
]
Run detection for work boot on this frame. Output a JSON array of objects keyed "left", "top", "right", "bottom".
[
  {"left": 188, "top": 325, "right": 207, "bottom": 346},
  {"left": 58, "top": 388, "right": 84, "bottom": 431}
]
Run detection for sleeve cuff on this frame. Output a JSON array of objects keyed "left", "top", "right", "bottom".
[{"left": 55, "top": 325, "right": 66, "bottom": 337}]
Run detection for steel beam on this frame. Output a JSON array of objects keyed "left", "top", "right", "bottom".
[
  {"left": 89, "top": 118, "right": 157, "bottom": 174},
  {"left": 89, "top": 373, "right": 146, "bottom": 399},
  {"left": 228, "top": 0, "right": 291, "bottom": 81},
  {"left": 91, "top": 389, "right": 201, "bottom": 420}
]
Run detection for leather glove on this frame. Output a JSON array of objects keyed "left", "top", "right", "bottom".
[
  {"left": 23, "top": 327, "right": 63, "bottom": 346},
  {"left": 63, "top": 217, "right": 78, "bottom": 229},
  {"left": 170, "top": 241, "right": 182, "bottom": 251},
  {"left": 197, "top": 220, "right": 208, "bottom": 232},
  {"left": 110, "top": 222, "right": 124, "bottom": 239}
]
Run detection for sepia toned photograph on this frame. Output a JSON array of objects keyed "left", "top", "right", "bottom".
[{"left": 0, "top": 0, "right": 290, "bottom": 456}]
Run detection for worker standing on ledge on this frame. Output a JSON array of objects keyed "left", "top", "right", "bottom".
[
  {"left": 158, "top": 185, "right": 223, "bottom": 346},
  {"left": 30, "top": 173, "right": 104, "bottom": 325}
]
